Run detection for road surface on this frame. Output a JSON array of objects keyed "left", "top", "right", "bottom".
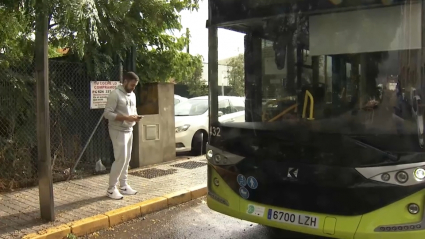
[{"left": 82, "top": 197, "right": 329, "bottom": 239}]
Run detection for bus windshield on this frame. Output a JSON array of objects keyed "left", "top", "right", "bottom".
[{"left": 209, "top": 0, "right": 425, "bottom": 166}]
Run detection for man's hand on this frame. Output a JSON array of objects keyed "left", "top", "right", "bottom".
[
  {"left": 115, "top": 114, "right": 141, "bottom": 122},
  {"left": 126, "top": 115, "right": 141, "bottom": 122}
]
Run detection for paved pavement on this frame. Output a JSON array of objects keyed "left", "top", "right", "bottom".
[
  {"left": 83, "top": 197, "right": 327, "bottom": 239},
  {"left": 0, "top": 155, "right": 207, "bottom": 239}
]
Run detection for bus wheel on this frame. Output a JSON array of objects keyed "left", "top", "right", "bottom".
[{"left": 191, "top": 130, "right": 207, "bottom": 156}]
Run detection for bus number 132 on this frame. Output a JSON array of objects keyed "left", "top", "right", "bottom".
[{"left": 210, "top": 127, "right": 221, "bottom": 137}]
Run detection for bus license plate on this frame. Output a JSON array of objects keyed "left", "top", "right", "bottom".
[{"left": 267, "top": 209, "right": 319, "bottom": 228}]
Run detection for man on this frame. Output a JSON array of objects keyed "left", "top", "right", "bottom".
[{"left": 104, "top": 72, "right": 141, "bottom": 200}]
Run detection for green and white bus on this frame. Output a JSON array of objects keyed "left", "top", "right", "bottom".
[{"left": 206, "top": 0, "right": 425, "bottom": 238}]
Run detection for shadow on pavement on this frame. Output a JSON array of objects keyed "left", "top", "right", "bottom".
[
  {"left": 82, "top": 197, "right": 331, "bottom": 239},
  {"left": 176, "top": 152, "right": 205, "bottom": 160},
  {"left": 176, "top": 152, "right": 194, "bottom": 157},
  {"left": 0, "top": 195, "right": 109, "bottom": 237}
]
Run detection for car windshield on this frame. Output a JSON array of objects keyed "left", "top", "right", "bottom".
[{"left": 175, "top": 99, "right": 208, "bottom": 116}]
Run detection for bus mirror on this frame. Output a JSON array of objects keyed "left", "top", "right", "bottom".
[{"left": 218, "top": 111, "right": 224, "bottom": 117}]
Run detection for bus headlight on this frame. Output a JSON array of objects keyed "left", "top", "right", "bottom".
[
  {"left": 206, "top": 150, "right": 214, "bottom": 159},
  {"left": 357, "top": 163, "right": 425, "bottom": 187},
  {"left": 408, "top": 203, "right": 420, "bottom": 214},
  {"left": 381, "top": 173, "right": 390, "bottom": 182},
  {"left": 414, "top": 168, "right": 425, "bottom": 180},
  {"left": 214, "top": 154, "right": 222, "bottom": 163},
  {"left": 213, "top": 177, "right": 220, "bottom": 186},
  {"left": 396, "top": 171, "right": 409, "bottom": 184}
]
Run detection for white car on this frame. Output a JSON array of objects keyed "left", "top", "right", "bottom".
[
  {"left": 174, "top": 96, "right": 245, "bottom": 155},
  {"left": 174, "top": 95, "right": 188, "bottom": 105}
]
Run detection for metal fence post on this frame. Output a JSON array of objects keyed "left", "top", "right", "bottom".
[
  {"left": 35, "top": 0, "right": 55, "bottom": 221},
  {"left": 123, "top": 46, "right": 136, "bottom": 72},
  {"left": 67, "top": 113, "right": 105, "bottom": 181}
]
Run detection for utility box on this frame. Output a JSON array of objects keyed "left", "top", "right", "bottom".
[{"left": 131, "top": 83, "right": 175, "bottom": 168}]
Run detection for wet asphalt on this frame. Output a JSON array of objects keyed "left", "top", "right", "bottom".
[{"left": 82, "top": 197, "right": 329, "bottom": 239}]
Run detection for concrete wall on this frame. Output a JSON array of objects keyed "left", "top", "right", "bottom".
[{"left": 131, "top": 83, "right": 175, "bottom": 168}]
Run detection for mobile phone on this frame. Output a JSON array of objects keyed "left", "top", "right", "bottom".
[{"left": 137, "top": 115, "right": 143, "bottom": 119}]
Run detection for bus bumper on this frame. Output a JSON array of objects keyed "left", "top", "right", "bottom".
[{"left": 207, "top": 166, "right": 425, "bottom": 239}]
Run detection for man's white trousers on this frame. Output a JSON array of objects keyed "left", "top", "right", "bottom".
[{"left": 108, "top": 129, "right": 133, "bottom": 189}]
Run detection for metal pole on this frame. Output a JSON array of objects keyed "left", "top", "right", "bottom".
[
  {"left": 208, "top": 24, "right": 219, "bottom": 125},
  {"left": 244, "top": 35, "right": 263, "bottom": 122},
  {"left": 35, "top": 0, "right": 54, "bottom": 221},
  {"left": 67, "top": 113, "right": 104, "bottom": 181},
  {"left": 129, "top": 46, "right": 136, "bottom": 71}
]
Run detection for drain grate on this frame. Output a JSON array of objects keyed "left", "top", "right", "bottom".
[
  {"left": 170, "top": 161, "right": 207, "bottom": 169},
  {"left": 129, "top": 168, "right": 178, "bottom": 179}
]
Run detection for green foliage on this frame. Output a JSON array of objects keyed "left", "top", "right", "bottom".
[
  {"left": 0, "top": 57, "right": 82, "bottom": 191},
  {"left": 48, "top": 46, "right": 64, "bottom": 58},
  {"left": 0, "top": 0, "right": 201, "bottom": 79},
  {"left": 0, "top": 0, "right": 203, "bottom": 190},
  {"left": 0, "top": 8, "right": 32, "bottom": 60},
  {"left": 67, "top": 233, "right": 77, "bottom": 239},
  {"left": 226, "top": 54, "right": 245, "bottom": 96},
  {"left": 137, "top": 45, "right": 203, "bottom": 83},
  {"left": 137, "top": 36, "right": 206, "bottom": 95},
  {"left": 136, "top": 26, "right": 203, "bottom": 85},
  {"left": 186, "top": 62, "right": 208, "bottom": 97},
  {"left": 0, "top": 58, "right": 37, "bottom": 191}
]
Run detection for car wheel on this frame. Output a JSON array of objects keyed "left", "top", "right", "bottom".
[{"left": 191, "top": 131, "right": 207, "bottom": 156}]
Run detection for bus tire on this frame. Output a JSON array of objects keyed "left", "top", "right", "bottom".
[{"left": 191, "top": 130, "right": 207, "bottom": 156}]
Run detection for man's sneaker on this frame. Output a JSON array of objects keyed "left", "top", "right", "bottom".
[
  {"left": 107, "top": 188, "right": 124, "bottom": 200},
  {"left": 120, "top": 185, "right": 137, "bottom": 195}
]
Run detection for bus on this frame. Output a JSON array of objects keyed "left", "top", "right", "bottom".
[{"left": 205, "top": 0, "right": 425, "bottom": 238}]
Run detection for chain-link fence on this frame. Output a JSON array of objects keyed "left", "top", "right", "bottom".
[
  {"left": 0, "top": 57, "right": 36, "bottom": 191},
  {"left": 0, "top": 56, "right": 119, "bottom": 192}
]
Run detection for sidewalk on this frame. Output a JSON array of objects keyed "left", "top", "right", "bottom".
[{"left": 0, "top": 155, "right": 207, "bottom": 239}]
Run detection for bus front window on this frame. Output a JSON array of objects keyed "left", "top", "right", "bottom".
[{"left": 209, "top": 0, "right": 424, "bottom": 166}]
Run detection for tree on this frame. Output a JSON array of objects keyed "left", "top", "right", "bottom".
[
  {"left": 0, "top": 0, "right": 203, "bottom": 190},
  {"left": 186, "top": 62, "right": 208, "bottom": 96},
  {"left": 226, "top": 54, "right": 245, "bottom": 96},
  {"left": 0, "top": 0, "right": 201, "bottom": 78},
  {"left": 137, "top": 40, "right": 203, "bottom": 83}
]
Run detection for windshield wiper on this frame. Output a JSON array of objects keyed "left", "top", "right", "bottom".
[
  {"left": 344, "top": 136, "right": 399, "bottom": 162},
  {"left": 175, "top": 114, "right": 190, "bottom": 116}
]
